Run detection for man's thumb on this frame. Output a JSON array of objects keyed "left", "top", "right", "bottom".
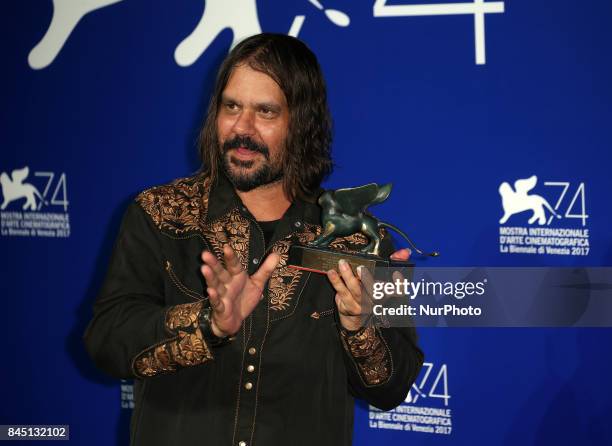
[{"left": 251, "top": 252, "right": 281, "bottom": 286}]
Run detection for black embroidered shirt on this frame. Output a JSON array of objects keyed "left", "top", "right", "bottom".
[{"left": 83, "top": 171, "right": 424, "bottom": 446}]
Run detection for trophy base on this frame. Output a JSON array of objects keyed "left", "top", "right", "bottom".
[{"left": 288, "top": 244, "right": 414, "bottom": 275}]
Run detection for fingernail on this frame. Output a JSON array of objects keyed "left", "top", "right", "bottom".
[
  {"left": 339, "top": 259, "right": 348, "bottom": 271},
  {"left": 356, "top": 265, "right": 363, "bottom": 279}
]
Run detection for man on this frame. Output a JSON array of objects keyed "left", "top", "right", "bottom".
[{"left": 83, "top": 33, "right": 423, "bottom": 446}]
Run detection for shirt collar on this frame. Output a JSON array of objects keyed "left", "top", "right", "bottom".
[{"left": 204, "top": 170, "right": 323, "bottom": 232}]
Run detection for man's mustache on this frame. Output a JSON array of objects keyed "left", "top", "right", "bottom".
[{"left": 222, "top": 136, "right": 270, "bottom": 159}]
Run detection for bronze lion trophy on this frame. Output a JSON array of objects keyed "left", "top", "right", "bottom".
[{"left": 288, "top": 183, "right": 438, "bottom": 274}]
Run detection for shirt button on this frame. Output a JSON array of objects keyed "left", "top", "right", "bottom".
[
  {"left": 238, "top": 442, "right": 247, "bottom": 446},
  {"left": 248, "top": 347, "right": 257, "bottom": 355},
  {"left": 252, "top": 257, "right": 259, "bottom": 265},
  {"left": 244, "top": 382, "right": 253, "bottom": 390},
  {"left": 247, "top": 365, "right": 255, "bottom": 373},
  {"left": 294, "top": 221, "right": 302, "bottom": 228}
]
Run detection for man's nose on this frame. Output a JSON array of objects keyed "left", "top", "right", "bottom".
[{"left": 232, "top": 109, "right": 256, "bottom": 135}]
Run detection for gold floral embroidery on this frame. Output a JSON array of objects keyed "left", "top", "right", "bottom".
[
  {"left": 132, "top": 302, "right": 213, "bottom": 378},
  {"left": 171, "top": 331, "right": 210, "bottom": 366},
  {"left": 268, "top": 240, "right": 301, "bottom": 311},
  {"left": 296, "top": 223, "right": 322, "bottom": 244},
  {"left": 136, "top": 174, "right": 211, "bottom": 234},
  {"left": 330, "top": 232, "right": 368, "bottom": 252},
  {"left": 340, "top": 326, "right": 391, "bottom": 386},
  {"left": 135, "top": 173, "right": 386, "bottom": 319},
  {"left": 166, "top": 301, "right": 203, "bottom": 330},
  {"left": 202, "top": 208, "right": 250, "bottom": 269},
  {"left": 133, "top": 346, "right": 176, "bottom": 376},
  {"left": 267, "top": 223, "right": 321, "bottom": 312}
]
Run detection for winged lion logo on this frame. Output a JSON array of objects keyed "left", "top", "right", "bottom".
[
  {"left": 498, "top": 175, "right": 561, "bottom": 225},
  {"left": 0, "top": 167, "right": 44, "bottom": 211}
]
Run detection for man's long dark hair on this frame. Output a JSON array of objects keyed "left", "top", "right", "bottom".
[{"left": 197, "top": 33, "right": 333, "bottom": 202}]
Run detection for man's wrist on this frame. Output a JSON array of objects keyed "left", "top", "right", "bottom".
[
  {"left": 339, "top": 314, "right": 363, "bottom": 333},
  {"left": 199, "top": 307, "right": 233, "bottom": 347},
  {"left": 209, "top": 314, "right": 227, "bottom": 338}
]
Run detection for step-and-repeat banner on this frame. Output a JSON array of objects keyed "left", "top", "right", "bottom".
[{"left": 2, "top": 1, "right": 611, "bottom": 444}]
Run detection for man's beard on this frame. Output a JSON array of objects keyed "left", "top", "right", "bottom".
[{"left": 220, "top": 135, "right": 284, "bottom": 192}]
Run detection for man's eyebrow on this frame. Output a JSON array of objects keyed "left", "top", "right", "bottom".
[
  {"left": 255, "top": 101, "right": 282, "bottom": 112},
  {"left": 220, "top": 94, "right": 283, "bottom": 112},
  {"left": 220, "top": 94, "right": 239, "bottom": 103}
]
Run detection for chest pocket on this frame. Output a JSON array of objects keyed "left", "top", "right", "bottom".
[
  {"left": 161, "top": 233, "right": 208, "bottom": 304},
  {"left": 269, "top": 265, "right": 338, "bottom": 323},
  {"left": 266, "top": 228, "right": 339, "bottom": 323},
  {"left": 304, "top": 272, "right": 337, "bottom": 320},
  {"left": 164, "top": 259, "right": 205, "bottom": 302}
]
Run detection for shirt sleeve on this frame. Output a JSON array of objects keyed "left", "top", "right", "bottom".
[
  {"left": 82, "top": 201, "right": 213, "bottom": 380},
  {"left": 339, "top": 323, "right": 423, "bottom": 410},
  {"left": 338, "top": 228, "right": 424, "bottom": 410}
]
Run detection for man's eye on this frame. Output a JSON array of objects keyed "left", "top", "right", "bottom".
[
  {"left": 259, "top": 108, "right": 275, "bottom": 117},
  {"left": 224, "top": 102, "right": 238, "bottom": 111}
]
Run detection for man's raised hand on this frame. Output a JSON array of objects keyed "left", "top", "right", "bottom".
[{"left": 200, "top": 244, "right": 280, "bottom": 337}]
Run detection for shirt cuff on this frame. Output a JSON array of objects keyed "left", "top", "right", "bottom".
[
  {"left": 339, "top": 325, "right": 392, "bottom": 386},
  {"left": 132, "top": 301, "right": 214, "bottom": 378}
]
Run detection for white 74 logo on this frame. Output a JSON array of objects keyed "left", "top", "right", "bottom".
[{"left": 405, "top": 362, "right": 450, "bottom": 406}]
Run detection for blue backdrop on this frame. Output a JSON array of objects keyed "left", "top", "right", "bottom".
[{"left": 2, "top": 1, "right": 611, "bottom": 444}]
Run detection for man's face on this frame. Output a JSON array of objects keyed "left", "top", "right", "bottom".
[{"left": 217, "top": 64, "right": 290, "bottom": 192}]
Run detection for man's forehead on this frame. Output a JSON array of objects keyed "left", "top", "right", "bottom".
[{"left": 222, "top": 64, "right": 287, "bottom": 105}]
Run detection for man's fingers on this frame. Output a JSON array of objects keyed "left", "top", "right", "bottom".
[
  {"left": 207, "top": 287, "right": 225, "bottom": 314},
  {"left": 390, "top": 248, "right": 411, "bottom": 261},
  {"left": 326, "top": 269, "right": 360, "bottom": 316},
  {"left": 335, "top": 294, "right": 348, "bottom": 313},
  {"left": 326, "top": 269, "right": 349, "bottom": 298},
  {"left": 201, "top": 264, "right": 226, "bottom": 298},
  {"left": 357, "top": 266, "right": 375, "bottom": 302},
  {"left": 201, "top": 249, "right": 232, "bottom": 285},
  {"left": 223, "top": 244, "right": 243, "bottom": 276},
  {"left": 251, "top": 252, "right": 281, "bottom": 289},
  {"left": 392, "top": 269, "right": 405, "bottom": 285},
  {"left": 337, "top": 260, "right": 361, "bottom": 303},
  {"left": 332, "top": 281, "right": 361, "bottom": 316},
  {"left": 207, "top": 250, "right": 234, "bottom": 284},
  {"left": 200, "top": 264, "right": 219, "bottom": 288},
  {"left": 237, "top": 253, "right": 280, "bottom": 318},
  {"left": 201, "top": 249, "right": 221, "bottom": 266}
]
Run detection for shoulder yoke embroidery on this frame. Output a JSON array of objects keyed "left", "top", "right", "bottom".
[{"left": 136, "top": 174, "right": 211, "bottom": 234}]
